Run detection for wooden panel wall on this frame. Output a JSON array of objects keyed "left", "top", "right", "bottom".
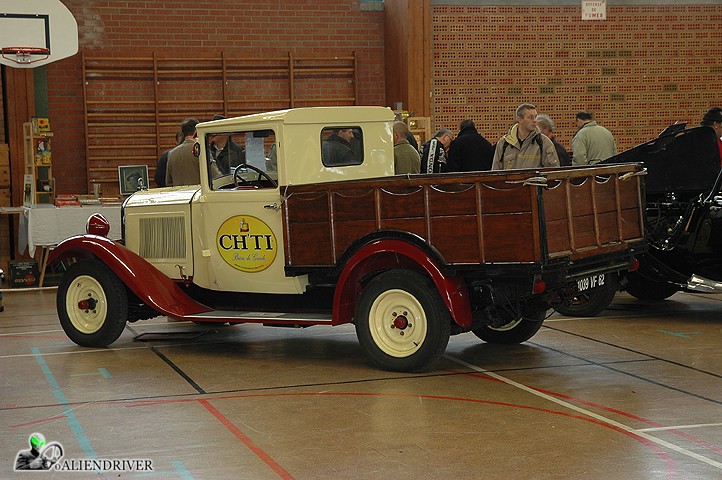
[
  {"left": 1, "top": 67, "right": 36, "bottom": 269},
  {"left": 384, "top": 0, "right": 431, "bottom": 117},
  {"left": 4, "top": 68, "right": 34, "bottom": 208},
  {"left": 82, "top": 52, "right": 359, "bottom": 195}
]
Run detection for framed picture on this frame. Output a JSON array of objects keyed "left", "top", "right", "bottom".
[{"left": 118, "top": 165, "right": 149, "bottom": 195}]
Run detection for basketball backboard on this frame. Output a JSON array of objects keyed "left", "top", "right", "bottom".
[{"left": 0, "top": 0, "right": 78, "bottom": 68}]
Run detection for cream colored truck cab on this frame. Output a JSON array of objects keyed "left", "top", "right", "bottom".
[{"left": 123, "top": 106, "right": 395, "bottom": 294}]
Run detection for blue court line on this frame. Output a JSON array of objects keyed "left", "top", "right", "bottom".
[
  {"left": 171, "top": 460, "right": 194, "bottom": 480},
  {"left": 31, "top": 346, "right": 97, "bottom": 459},
  {"left": 32, "top": 347, "right": 193, "bottom": 478},
  {"left": 658, "top": 329, "right": 702, "bottom": 339}
]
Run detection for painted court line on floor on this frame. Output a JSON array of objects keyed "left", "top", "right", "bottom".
[
  {"left": 638, "top": 423, "right": 722, "bottom": 433},
  {"left": 444, "top": 354, "right": 722, "bottom": 471}
]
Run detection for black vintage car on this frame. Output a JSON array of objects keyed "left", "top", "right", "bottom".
[{"left": 555, "top": 124, "right": 722, "bottom": 316}]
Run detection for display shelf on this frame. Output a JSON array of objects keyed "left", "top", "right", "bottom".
[{"left": 23, "top": 121, "right": 54, "bottom": 205}]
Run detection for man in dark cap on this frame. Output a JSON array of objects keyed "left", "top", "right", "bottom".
[
  {"left": 700, "top": 107, "right": 722, "bottom": 165},
  {"left": 571, "top": 111, "right": 617, "bottom": 166}
]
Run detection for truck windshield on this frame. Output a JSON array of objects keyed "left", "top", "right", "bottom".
[{"left": 206, "top": 129, "right": 278, "bottom": 190}]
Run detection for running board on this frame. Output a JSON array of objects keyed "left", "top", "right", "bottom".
[
  {"left": 686, "top": 274, "right": 722, "bottom": 293},
  {"left": 184, "top": 310, "right": 333, "bottom": 324}
]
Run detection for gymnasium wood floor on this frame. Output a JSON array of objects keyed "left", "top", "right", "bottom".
[{"left": 1, "top": 287, "right": 721, "bottom": 479}]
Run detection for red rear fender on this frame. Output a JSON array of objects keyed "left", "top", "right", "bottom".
[
  {"left": 49, "top": 235, "right": 210, "bottom": 318},
  {"left": 332, "top": 239, "right": 472, "bottom": 328}
]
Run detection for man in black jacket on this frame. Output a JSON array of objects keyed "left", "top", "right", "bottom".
[
  {"left": 322, "top": 128, "right": 356, "bottom": 165},
  {"left": 420, "top": 129, "right": 453, "bottom": 173},
  {"left": 446, "top": 119, "right": 495, "bottom": 172},
  {"left": 154, "top": 131, "right": 184, "bottom": 187}
]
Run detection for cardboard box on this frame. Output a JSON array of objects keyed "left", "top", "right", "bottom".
[{"left": 9, "top": 260, "right": 39, "bottom": 288}]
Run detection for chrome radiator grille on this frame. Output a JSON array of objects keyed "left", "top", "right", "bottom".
[{"left": 138, "top": 216, "right": 186, "bottom": 259}]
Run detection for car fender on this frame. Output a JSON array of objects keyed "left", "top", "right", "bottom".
[
  {"left": 333, "top": 238, "right": 472, "bottom": 328},
  {"left": 48, "top": 235, "right": 211, "bottom": 318}
]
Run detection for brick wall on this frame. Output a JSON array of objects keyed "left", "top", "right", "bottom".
[
  {"left": 431, "top": 4, "right": 722, "bottom": 153},
  {"left": 44, "top": 0, "right": 385, "bottom": 195}
]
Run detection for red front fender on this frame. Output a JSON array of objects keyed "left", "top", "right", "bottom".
[
  {"left": 332, "top": 239, "right": 472, "bottom": 328},
  {"left": 49, "top": 235, "right": 211, "bottom": 318}
]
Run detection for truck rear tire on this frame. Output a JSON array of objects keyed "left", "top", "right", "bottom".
[
  {"left": 625, "top": 272, "right": 678, "bottom": 301},
  {"left": 554, "top": 273, "right": 618, "bottom": 317},
  {"left": 472, "top": 307, "right": 547, "bottom": 344},
  {"left": 355, "top": 270, "right": 451, "bottom": 372},
  {"left": 57, "top": 259, "right": 129, "bottom": 347}
]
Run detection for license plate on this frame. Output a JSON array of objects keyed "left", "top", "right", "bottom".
[{"left": 576, "top": 274, "right": 605, "bottom": 292}]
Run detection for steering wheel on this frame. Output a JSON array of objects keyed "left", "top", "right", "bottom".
[{"left": 233, "top": 163, "right": 278, "bottom": 188}]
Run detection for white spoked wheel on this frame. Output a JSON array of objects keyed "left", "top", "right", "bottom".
[
  {"left": 368, "top": 289, "right": 428, "bottom": 358},
  {"left": 65, "top": 274, "right": 109, "bottom": 334},
  {"left": 356, "top": 269, "right": 450, "bottom": 372},
  {"left": 57, "top": 259, "right": 128, "bottom": 347}
]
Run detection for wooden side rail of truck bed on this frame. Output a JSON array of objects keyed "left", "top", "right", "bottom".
[{"left": 281, "top": 164, "right": 646, "bottom": 268}]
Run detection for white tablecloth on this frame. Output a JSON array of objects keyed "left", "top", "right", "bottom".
[{"left": 18, "top": 205, "right": 122, "bottom": 257}]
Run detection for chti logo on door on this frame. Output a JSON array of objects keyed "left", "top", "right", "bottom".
[{"left": 217, "top": 215, "right": 277, "bottom": 272}]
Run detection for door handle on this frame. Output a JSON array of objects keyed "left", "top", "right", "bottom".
[{"left": 264, "top": 203, "right": 279, "bottom": 210}]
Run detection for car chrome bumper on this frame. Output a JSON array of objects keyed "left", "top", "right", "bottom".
[{"left": 686, "top": 274, "right": 722, "bottom": 293}]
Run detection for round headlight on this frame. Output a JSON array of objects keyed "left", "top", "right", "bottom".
[{"left": 86, "top": 213, "right": 110, "bottom": 237}]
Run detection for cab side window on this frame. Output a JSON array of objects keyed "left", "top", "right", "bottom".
[{"left": 321, "top": 127, "right": 363, "bottom": 167}]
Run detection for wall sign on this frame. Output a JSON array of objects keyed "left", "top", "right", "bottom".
[{"left": 582, "top": 0, "right": 606, "bottom": 21}]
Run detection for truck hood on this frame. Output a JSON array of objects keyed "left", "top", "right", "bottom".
[{"left": 124, "top": 186, "right": 200, "bottom": 207}]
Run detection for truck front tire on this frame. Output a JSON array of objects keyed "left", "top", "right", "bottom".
[
  {"left": 355, "top": 270, "right": 451, "bottom": 372},
  {"left": 57, "top": 259, "right": 129, "bottom": 347}
]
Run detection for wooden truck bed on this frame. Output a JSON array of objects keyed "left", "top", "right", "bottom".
[{"left": 282, "top": 164, "right": 645, "bottom": 268}]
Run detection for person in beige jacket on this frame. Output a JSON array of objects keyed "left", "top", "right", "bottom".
[
  {"left": 392, "top": 121, "right": 420, "bottom": 174},
  {"left": 571, "top": 111, "right": 617, "bottom": 165},
  {"left": 491, "top": 103, "right": 559, "bottom": 170}
]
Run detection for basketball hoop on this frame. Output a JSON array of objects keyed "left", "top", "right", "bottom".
[{"left": 1, "top": 47, "right": 50, "bottom": 65}]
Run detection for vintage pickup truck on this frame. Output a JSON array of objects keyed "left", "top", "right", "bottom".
[{"left": 49, "top": 106, "right": 647, "bottom": 372}]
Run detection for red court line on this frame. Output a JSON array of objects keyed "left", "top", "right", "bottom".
[
  {"left": 128, "top": 390, "right": 677, "bottom": 479},
  {"left": 533, "top": 385, "right": 722, "bottom": 457},
  {"left": 10, "top": 389, "right": 683, "bottom": 479},
  {"left": 198, "top": 398, "right": 295, "bottom": 480},
  {"left": 11, "top": 414, "right": 66, "bottom": 428},
  {"left": 450, "top": 369, "right": 722, "bottom": 457}
]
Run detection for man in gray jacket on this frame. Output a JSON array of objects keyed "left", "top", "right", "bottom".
[
  {"left": 491, "top": 103, "right": 559, "bottom": 170},
  {"left": 571, "top": 111, "right": 617, "bottom": 166}
]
